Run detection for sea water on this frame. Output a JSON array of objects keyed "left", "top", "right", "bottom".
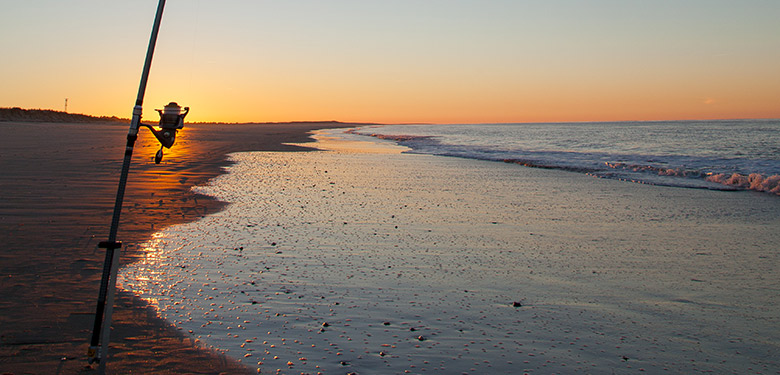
[
  {"left": 120, "top": 122, "right": 780, "bottom": 374},
  {"left": 351, "top": 120, "right": 780, "bottom": 195}
]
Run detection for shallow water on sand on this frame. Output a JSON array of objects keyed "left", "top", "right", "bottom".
[{"left": 121, "top": 129, "right": 780, "bottom": 374}]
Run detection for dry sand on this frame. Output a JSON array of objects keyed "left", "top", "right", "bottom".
[{"left": 0, "top": 121, "right": 353, "bottom": 374}]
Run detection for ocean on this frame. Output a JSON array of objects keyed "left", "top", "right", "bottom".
[
  {"left": 351, "top": 120, "right": 780, "bottom": 195},
  {"left": 120, "top": 121, "right": 780, "bottom": 374}
]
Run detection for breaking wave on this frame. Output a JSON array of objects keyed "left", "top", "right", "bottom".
[
  {"left": 706, "top": 173, "right": 780, "bottom": 195},
  {"left": 350, "top": 123, "right": 780, "bottom": 196}
]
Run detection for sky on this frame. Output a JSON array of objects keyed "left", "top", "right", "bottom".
[{"left": 1, "top": 0, "right": 779, "bottom": 124}]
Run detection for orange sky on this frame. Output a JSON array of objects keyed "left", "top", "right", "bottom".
[{"left": 2, "top": 1, "right": 779, "bottom": 124}]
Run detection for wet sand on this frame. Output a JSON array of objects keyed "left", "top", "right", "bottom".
[
  {"left": 122, "top": 130, "right": 780, "bottom": 374},
  {"left": 0, "top": 121, "right": 354, "bottom": 374}
]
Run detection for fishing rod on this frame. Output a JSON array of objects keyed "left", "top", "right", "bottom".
[{"left": 87, "top": 0, "right": 189, "bottom": 372}]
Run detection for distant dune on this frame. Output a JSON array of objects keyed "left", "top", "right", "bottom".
[
  {"left": 0, "top": 107, "right": 380, "bottom": 126},
  {"left": 0, "top": 107, "right": 128, "bottom": 123}
]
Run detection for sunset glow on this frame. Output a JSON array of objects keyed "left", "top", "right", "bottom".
[{"left": 2, "top": 1, "right": 779, "bottom": 124}]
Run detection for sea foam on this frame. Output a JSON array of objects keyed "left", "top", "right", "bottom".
[
  {"left": 352, "top": 121, "right": 780, "bottom": 196},
  {"left": 707, "top": 173, "right": 780, "bottom": 194}
]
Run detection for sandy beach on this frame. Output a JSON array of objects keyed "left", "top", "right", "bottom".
[
  {"left": 121, "top": 129, "right": 780, "bottom": 374},
  {"left": 3, "top": 121, "right": 779, "bottom": 374},
  {"left": 0, "top": 121, "right": 352, "bottom": 374}
]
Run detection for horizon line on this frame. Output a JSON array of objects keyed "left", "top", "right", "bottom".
[{"left": 2, "top": 106, "right": 779, "bottom": 126}]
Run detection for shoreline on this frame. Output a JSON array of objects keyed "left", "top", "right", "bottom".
[
  {"left": 0, "top": 121, "right": 359, "bottom": 374},
  {"left": 122, "top": 129, "right": 780, "bottom": 374}
]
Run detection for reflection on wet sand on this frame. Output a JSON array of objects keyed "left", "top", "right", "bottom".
[{"left": 121, "top": 129, "right": 780, "bottom": 374}]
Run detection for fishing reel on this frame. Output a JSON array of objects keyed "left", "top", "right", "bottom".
[{"left": 141, "top": 102, "right": 189, "bottom": 164}]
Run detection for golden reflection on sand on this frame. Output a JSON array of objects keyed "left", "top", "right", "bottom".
[
  {"left": 137, "top": 127, "right": 195, "bottom": 164},
  {"left": 121, "top": 127, "right": 214, "bottom": 226},
  {"left": 119, "top": 232, "right": 168, "bottom": 313}
]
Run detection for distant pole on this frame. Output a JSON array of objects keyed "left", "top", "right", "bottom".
[
  {"left": 64, "top": 98, "right": 68, "bottom": 113},
  {"left": 87, "top": 0, "right": 167, "bottom": 373}
]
